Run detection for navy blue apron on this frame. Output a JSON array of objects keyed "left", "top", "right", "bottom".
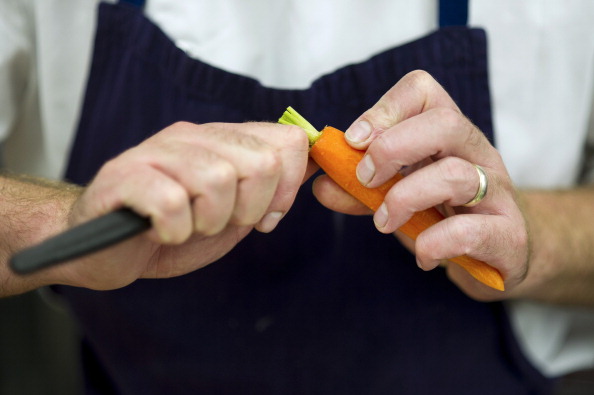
[{"left": 60, "top": 1, "right": 554, "bottom": 394}]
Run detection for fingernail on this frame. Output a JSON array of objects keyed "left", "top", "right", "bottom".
[
  {"left": 357, "top": 154, "right": 376, "bottom": 185},
  {"left": 257, "top": 211, "right": 284, "bottom": 233},
  {"left": 345, "top": 120, "right": 372, "bottom": 143},
  {"left": 373, "top": 203, "right": 389, "bottom": 229}
]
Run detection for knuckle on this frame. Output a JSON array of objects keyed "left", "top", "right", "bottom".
[
  {"left": 169, "top": 120, "right": 193, "bottom": 130},
  {"left": 285, "top": 125, "right": 310, "bottom": 149},
  {"left": 364, "top": 70, "right": 438, "bottom": 131},
  {"left": 447, "top": 216, "right": 481, "bottom": 254},
  {"left": 414, "top": 233, "right": 439, "bottom": 262},
  {"left": 372, "top": 133, "right": 405, "bottom": 173},
  {"left": 433, "top": 107, "right": 463, "bottom": 130},
  {"left": 373, "top": 132, "right": 395, "bottom": 157},
  {"left": 405, "top": 69, "right": 434, "bottom": 87},
  {"left": 402, "top": 70, "right": 440, "bottom": 99},
  {"left": 157, "top": 185, "right": 188, "bottom": 214},
  {"left": 432, "top": 107, "right": 483, "bottom": 149},
  {"left": 248, "top": 149, "right": 282, "bottom": 179},
  {"left": 437, "top": 157, "right": 470, "bottom": 185},
  {"left": 414, "top": 240, "right": 430, "bottom": 261},
  {"left": 204, "top": 160, "right": 237, "bottom": 191},
  {"left": 158, "top": 121, "right": 192, "bottom": 139},
  {"left": 363, "top": 106, "right": 393, "bottom": 131}
]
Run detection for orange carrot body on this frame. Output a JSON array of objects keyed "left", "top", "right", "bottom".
[{"left": 310, "top": 126, "right": 504, "bottom": 291}]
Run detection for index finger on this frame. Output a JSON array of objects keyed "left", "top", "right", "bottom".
[{"left": 344, "top": 70, "right": 462, "bottom": 149}]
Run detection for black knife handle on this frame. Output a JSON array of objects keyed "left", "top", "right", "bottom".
[{"left": 9, "top": 208, "right": 151, "bottom": 275}]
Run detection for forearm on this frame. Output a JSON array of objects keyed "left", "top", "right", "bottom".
[
  {"left": 0, "top": 173, "right": 82, "bottom": 296},
  {"left": 514, "top": 187, "right": 594, "bottom": 306}
]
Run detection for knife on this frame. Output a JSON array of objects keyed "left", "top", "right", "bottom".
[{"left": 9, "top": 208, "right": 151, "bottom": 275}]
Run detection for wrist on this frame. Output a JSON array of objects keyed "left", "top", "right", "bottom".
[
  {"left": 0, "top": 174, "right": 83, "bottom": 296},
  {"left": 510, "top": 189, "right": 594, "bottom": 305}
]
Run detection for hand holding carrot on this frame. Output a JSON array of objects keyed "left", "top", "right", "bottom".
[{"left": 312, "top": 70, "right": 530, "bottom": 300}]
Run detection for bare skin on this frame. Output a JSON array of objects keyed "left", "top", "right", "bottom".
[
  {"left": 312, "top": 70, "right": 594, "bottom": 306},
  {"left": 0, "top": 122, "right": 314, "bottom": 296},
  {"left": 3, "top": 72, "right": 594, "bottom": 307}
]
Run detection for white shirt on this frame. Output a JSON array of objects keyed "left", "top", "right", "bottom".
[{"left": 2, "top": 0, "right": 594, "bottom": 378}]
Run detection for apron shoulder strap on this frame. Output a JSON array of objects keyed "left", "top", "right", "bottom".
[
  {"left": 119, "top": 0, "right": 145, "bottom": 8},
  {"left": 439, "top": 0, "right": 469, "bottom": 27}
]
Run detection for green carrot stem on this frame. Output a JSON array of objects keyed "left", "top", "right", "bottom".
[{"left": 278, "top": 107, "right": 321, "bottom": 146}]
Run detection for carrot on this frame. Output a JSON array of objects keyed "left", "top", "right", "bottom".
[{"left": 279, "top": 107, "right": 504, "bottom": 291}]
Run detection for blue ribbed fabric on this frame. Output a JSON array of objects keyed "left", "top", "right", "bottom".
[{"left": 60, "top": 2, "right": 552, "bottom": 394}]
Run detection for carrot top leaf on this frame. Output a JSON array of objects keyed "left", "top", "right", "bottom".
[{"left": 278, "top": 106, "right": 321, "bottom": 147}]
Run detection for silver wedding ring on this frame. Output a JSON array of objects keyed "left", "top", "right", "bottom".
[{"left": 462, "top": 164, "right": 488, "bottom": 207}]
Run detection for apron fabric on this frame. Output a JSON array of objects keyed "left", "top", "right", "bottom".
[{"left": 60, "top": 1, "right": 553, "bottom": 394}]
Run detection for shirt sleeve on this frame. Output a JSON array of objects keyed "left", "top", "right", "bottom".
[{"left": 0, "top": 0, "right": 35, "bottom": 144}]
